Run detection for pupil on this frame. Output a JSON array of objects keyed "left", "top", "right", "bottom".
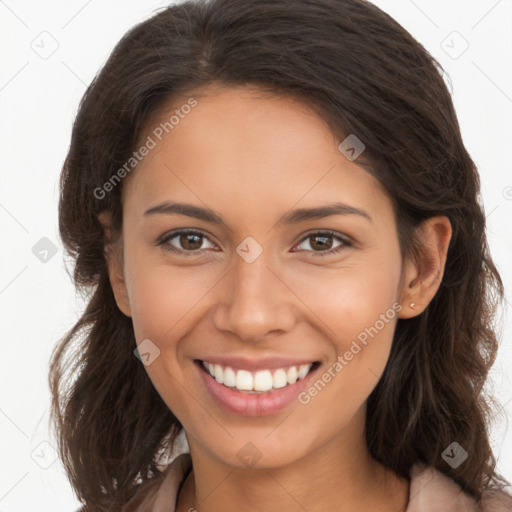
[
  {"left": 312, "top": 235, "right": 332, "bottom": 251},
  {"left": 182, "top": 233, "right": 202, "bottom": 250}
]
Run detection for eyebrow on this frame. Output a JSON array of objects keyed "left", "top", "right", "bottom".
[{"left": 144, "top": 201, "right": 372, "bottom": 226}]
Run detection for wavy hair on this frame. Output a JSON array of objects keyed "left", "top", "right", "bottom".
[{"left": 49, "top": 0, "right": 510, "bottom": 509}]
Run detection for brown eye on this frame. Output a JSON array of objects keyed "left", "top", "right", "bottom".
[
  {"left": 294, "top": 231, "right": 351, "bottom": 257},
  {"left": 179, "top": 232, "right": 203, "bottom": 250},
  {"left": 158, "top": 229, "right": 216, "bottom": 254},
  {"left": 309, "top": 234, "right": 334, "bottom": 251}
]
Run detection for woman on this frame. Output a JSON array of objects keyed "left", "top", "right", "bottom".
[{"left": 50, "top": 0, "right": 512, "bottom": 510}]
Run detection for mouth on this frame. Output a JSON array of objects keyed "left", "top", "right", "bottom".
[
  {"left": 197, "top": 360, "right": 320, "bottom": 393},
  {"left": 194, "top": 358, "right": 321, "bottom": 416}
]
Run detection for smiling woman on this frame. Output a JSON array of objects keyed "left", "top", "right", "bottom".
[{"left": 50, "top": 1, "right": 511, "bottom": 511}]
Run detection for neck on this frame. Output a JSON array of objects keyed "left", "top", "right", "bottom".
[{"left": 176, "top": 411, "right": 409, "bottom": 512}]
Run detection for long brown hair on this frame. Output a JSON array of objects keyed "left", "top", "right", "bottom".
[{"left": 49, "top": 0, "right": 510, "bottom": 509}]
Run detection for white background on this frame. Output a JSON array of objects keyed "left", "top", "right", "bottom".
[{"left": 1, "top": 0, "right": 511, "bottom": 510}]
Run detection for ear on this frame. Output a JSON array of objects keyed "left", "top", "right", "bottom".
[
  {"left": 98, "top": 210, "right": 132, "bottom": 317},
  {"left": 398, "top": 216, "right": 452, "bottom": 319}
]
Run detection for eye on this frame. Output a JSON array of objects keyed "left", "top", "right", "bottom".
[
  {"left": 157, "top": 229, "right": 217, "bottom": 254},
  {"left": 157, "top": 229, "right": 352, "bottom": 257},
  {"left": 292, "top": 230, "right": 352, "bottom": 257}
]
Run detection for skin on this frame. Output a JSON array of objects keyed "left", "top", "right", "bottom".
[{"left": 101, "top": 83, "right": 452, "bottom": 512}]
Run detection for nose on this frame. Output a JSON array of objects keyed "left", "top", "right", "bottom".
[{"left": 212, "top": 247, "right": 297, "bottom": 343}]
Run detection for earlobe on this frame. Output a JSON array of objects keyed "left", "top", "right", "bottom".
[
  {"left": 398, "top": 216, "right": 452, "bottom": 319},
  {"left": 98, "top": 210, "right": 132, "bottom": 318}
]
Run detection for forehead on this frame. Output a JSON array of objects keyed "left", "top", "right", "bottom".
[
  {"left": 122, "top": 84, "right": 393, "bottom": 228},
  {"left": 140, "top": 83, "right": 337, "bottom": 166}
]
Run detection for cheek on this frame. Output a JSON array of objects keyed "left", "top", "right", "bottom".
[
  {"left": 289, "top": 255, "right": 402, "bottom": 411},
  {"left": 125, "top": 251, "right": 215, "bottom": 344},
  {"left": 123, "top": 254, "right": 213, "bottom": 418},
  {"left": 334, "top": 268, "right": 400, "bottom": 356},
  {"left": 286, "top": 253, "right": 402, "bottom": 348}
]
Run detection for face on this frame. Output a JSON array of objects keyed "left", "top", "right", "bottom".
[{"left": 109, "top": 83, "right": 410, "bottom": 469}]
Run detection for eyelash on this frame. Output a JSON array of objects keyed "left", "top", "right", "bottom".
[{"left": 156, "top": 229, "right": 352, "bottom": 257}]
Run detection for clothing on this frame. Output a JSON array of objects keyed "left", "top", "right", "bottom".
[{"left": 124, "top": 453, "right": 512, "bottom": 511}]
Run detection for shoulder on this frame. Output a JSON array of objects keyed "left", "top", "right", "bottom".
[
  {"left": 71, "top": 454, "right": 192, "bottom": 512},
  {"left": 407, "top": 464, "right": 512, "bottom": 512},
  {"left": 122, "top": 453, "right": 192, "bottom": 512}
]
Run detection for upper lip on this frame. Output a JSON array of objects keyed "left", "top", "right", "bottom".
[{"left": 196, "top": 356, "right": 318, "bottom": 372}]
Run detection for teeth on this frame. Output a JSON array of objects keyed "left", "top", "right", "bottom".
[
  {"left": 236, "top": 370, "right": 253, "bottom": 391},
  {"left": 254, "top": 370, "right": 273, "bottom": 391},
  {"left": 273, "top": 369, "right": 288, "bottom": 389},
  {"left": 224, "top": 366, "right": 236, "bottom": 387},
  {"left": 202, "top": 361, "right": 314, "bottom": 392},
  {"left": 298, "top": 364, "right": 310, "bottom": 379},
  {"left": 287, "top": 366, "right": 298, "bottom": 384},
  {"left": 214, "top": 364, "right": 224, "bottom": 384}
]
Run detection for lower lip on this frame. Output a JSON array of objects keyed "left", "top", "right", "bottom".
[{"left": 196, "top": 361, "right": 318, "bottom": 416}]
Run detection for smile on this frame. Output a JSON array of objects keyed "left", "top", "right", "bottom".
[
  {"left": 195, "top": 358, "right": 321, "bottom": 416},
  {"left": 201, "top": 360, "right": 316, "bottom": 393}
]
